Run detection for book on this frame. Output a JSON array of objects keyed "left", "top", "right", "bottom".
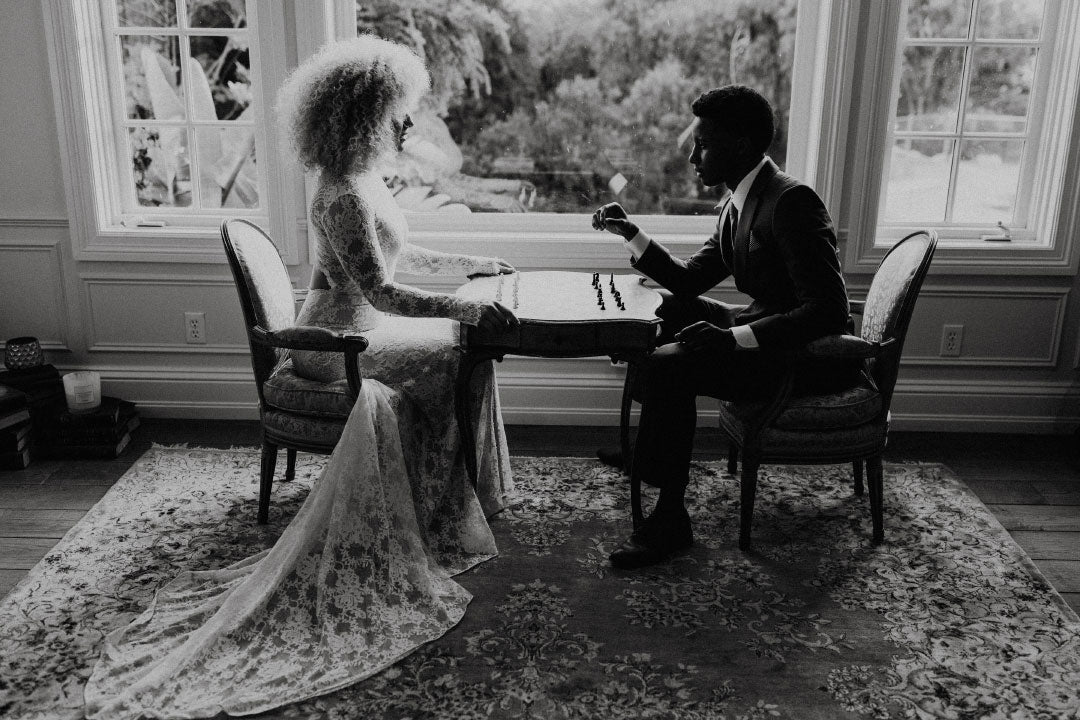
[
  {"left": 0, "top": 408, "right": 31, "bottom": 432},
  {"left": 0, "top": 420, "right": 32, "bottom": 453},
  {"left": 39, "top": 414, "right": 139, "bottom": 445},
  {"left": 0, "top": 447, "right": 31, "bottom": 471},
  {"left": 35, "top": 431, "right": 131, "bottom": 460},
  {"left": 0, "top": 384, "right": 28, "bottom": 414},
  {"left": 53, "top": 397, "right": 135, "bottom": 429}
]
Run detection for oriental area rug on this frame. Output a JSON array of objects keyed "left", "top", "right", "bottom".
[{"left": 1, "top": 448, "right": 1079, "bottom": 720}]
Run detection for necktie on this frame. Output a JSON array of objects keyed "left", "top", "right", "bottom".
[{"left": 721, "top": 203, "right": 738, "bottom": 268}]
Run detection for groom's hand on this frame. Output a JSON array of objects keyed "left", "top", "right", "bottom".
[
  {"left": 592, "top": 202, "right": 639, "bottom": 241},
  {"left": 674, "top": 322, "right": 736, "bottom": 353}
]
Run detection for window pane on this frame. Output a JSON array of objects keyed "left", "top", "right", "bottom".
[
  {"left": 187, "top": 0, "right": 247, "bottom": 28},
  {"left": 895, "top": 46, "right": 965, "bottom": 133},
  {"left": 964, "top": 47, "right": 1036, "bottom": 133},
  {"left": 129, "top": 127, "right": 191, "bottom": 207},
  {"left": 189, "top": 37, "right": 253, "bottom": 120},
  {"left": 121, "top": 35, "right": 185, "bottom": 120},
  {"left": 906, "top": 0, "right": 972, "bottom": 39},
  {"left": 881, "top": 138, "right": 953, "bottom": 223},
  {"left": 952, "top": 139, "right": 1023, "bottom": 223},
  {"left": 195, "top": 126, "right": 259, "bottom": 208},
  {"left": 116, "top": 0, "right": 177, "bottom": 27},
  {"left": 359, "top": 0, "right": 796, "bottom": 214},
  {"left": 976, "top": 0, "right": 1044, "bottom": 40}
]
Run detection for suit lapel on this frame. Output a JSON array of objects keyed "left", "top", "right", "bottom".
[{"left": 734, "top": 158, "right": 778, "bottom": 274}]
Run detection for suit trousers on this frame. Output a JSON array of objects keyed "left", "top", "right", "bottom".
[{"left": 631, "top": 291, "right": 787, "bottom": 494}]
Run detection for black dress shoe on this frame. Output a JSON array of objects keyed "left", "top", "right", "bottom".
[
  {"left": 609, "top": 509, "right": 693, "bottom": 569},
  {"left": 596, "top": 446, "right": 630, "bottom": 471}
]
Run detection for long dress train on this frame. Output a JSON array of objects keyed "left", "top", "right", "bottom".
[{"left": 84, "top": 379, "right": 501, "bottom": 718}]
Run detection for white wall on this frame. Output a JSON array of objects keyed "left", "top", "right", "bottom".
[{"left": 1, "top": 2, "right": 1078, "bottom": 432}]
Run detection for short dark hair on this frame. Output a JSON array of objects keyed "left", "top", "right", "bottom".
[{"left": 691, "top": 85, "right": 775, "bottom": 155}]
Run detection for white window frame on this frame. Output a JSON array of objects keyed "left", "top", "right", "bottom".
[
  {"left": 42, "top": 0, "right": 295, "bottom": 263},
  {"left": 845, "top": 0, "right": 1080, "bottom": 275}
]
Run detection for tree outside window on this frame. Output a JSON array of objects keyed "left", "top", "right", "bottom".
[
  {"left": 355, "top": 0, "right": 798, "bottom": 215},
  {"left": 880, "top": 0, "right": 1048, "bottom": 234}
]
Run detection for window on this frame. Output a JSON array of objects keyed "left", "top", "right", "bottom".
[
  {"left": 107, "top": 0, "right": 261, "bottom": 217},
  {"left": 878, "top": 0, "right": 1056, "bottom": 243},
  {"left": 44, "top": 0, "right": 291, "bottom": 261},
  {"left": 352, "top": 0, "right": 799, "bottom": 218}
]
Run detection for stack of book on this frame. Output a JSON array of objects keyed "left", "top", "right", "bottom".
[
  {"left": 0, "top": 385, "right": 32, "bottom": 470},
  {"left": 0, "top": 363, "right": 66, "bottom": 423},
  {"left": 35, "top": 396, "right": 139, "bottom": 460}
]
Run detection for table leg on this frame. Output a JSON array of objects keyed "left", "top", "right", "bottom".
[
  {"left": 619, "top": 362, "right": 634, "bottom": 474},
  {"left": 455, "top": 352, "right": 483, "bottom": 488}
]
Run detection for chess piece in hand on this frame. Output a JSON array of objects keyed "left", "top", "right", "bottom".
[{"left": 592, "top": 203, "right": 639, "bottom": 241}]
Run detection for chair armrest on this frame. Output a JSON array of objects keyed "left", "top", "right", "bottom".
[
  {"left": 799, "top": 334, "right": 894, "bottom": 360},
  {"left": 849, "top": 300, "right": 865, "bottom": 315},
  {"left": 253, "top": 325, "right": 369, "bottom": 354},
  {"left": 252, "top": 325, "right": 368, "bottom": 398}
]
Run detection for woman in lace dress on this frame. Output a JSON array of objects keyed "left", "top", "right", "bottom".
[{"left": 83, "top": 37, "right": 518, "bottom": 719}]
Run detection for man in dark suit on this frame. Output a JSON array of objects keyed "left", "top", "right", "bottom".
[{"left": 592, "top": 85, "right": 854, "bottom": 569}]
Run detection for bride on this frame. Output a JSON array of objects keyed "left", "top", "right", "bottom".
[{"left": 84, "top": 36, "right": 519, "bottom": 718}]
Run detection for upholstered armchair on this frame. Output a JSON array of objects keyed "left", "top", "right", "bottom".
[
  {"left": 221, "top": 219, "right": 368, "bottom": 524},
  {"left": 718, "top": 230, "right": 938, "bottom": 549}
]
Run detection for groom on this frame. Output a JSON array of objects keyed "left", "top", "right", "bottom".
[{"left": 593, "top": 85, "right": 856, "bottom": 568}]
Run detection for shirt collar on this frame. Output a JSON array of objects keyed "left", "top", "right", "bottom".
[{"left": 730, "top": 155, "right": 769, "bottom": 216}]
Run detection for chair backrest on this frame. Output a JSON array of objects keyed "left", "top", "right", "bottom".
[
  {"left": 860, "top": 229, "right": 937, "bottom": 406},
  {"left": 221, "top": 219, "right": 296, "bottom": 392}
]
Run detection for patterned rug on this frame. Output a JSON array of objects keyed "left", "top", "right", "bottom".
[{"left": 2, "top": 448, "right": 1079, "bottom": 720}]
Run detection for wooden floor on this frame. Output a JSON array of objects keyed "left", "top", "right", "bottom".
[{"left": 1, "top": 421, "right": 1078, "bottom": 613}]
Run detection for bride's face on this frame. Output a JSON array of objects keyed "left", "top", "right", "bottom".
[{"left": 392, "top": 114, "right": 413, "bottom": 152}]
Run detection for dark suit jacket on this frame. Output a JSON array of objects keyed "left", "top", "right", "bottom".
[{"left": 632, "top": 159, "right": 854, "bottom": 388}]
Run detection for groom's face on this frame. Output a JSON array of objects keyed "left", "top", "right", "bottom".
[{"left": 688, "top": 117, "right": 749, "bottom": 190}]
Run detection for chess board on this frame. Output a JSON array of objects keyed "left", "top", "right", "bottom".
[{"left": 455, "top": 271, "right": 662, "bottom": 356}]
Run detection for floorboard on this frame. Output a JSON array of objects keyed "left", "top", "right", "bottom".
[
  {"left": 1032, "top": 560, "right": 1080, "bottom": 593},
  {"left": 0, "top": 537, "right": 60, "bottom": 570},
  {"left": 0, "top": 508, "right": 89, "bottom": 538},
  {"left": 1009, "top": 531, "right": 1080, "bottom": 561},
  {"left": 984, "top": 505, "right": 1080, "bottom": 532}
]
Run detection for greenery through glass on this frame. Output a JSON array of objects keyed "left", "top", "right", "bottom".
[
  {"left": 119, "top": 0, "right": 257, "bottom": 211},
  {"left": 885, "top": 0, "right": 1045, "bottom": 228},
  {"left": 357, "top": 0, "right": 797, "bottom": 215}
]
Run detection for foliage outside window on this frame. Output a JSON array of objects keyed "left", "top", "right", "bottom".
[
  {"left": 879, "top": 0, "right": 1050, "bottom": 238},
  {"left": 355, "top": 0, "right": 797, "bottom": 216},
  {"left": 108, "top": 0, "right": 261, "bottom": 216}
]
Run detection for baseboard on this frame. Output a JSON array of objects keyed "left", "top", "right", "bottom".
[{"left": 100, "top": 363, "right": 1080, "bottom": 434}]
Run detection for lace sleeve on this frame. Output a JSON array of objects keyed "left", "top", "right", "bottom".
[
  {"left": 398, "top": 244, "right": 499, "bottom": 276},
  {"left": 317, "top": 193, "right": 484, "bottom": 325}
]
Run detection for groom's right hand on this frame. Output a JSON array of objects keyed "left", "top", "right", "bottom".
[{"left": 592, "top": 203, "right": 639, "bottom": 241}]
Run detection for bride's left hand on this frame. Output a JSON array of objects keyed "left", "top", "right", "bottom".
[{"left": 469, "top": 258, "right": 515, "bottom": 278}]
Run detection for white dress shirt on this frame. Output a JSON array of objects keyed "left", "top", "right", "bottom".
[{"left": 625, "top": 156, "right": 769, "bottom": 350}]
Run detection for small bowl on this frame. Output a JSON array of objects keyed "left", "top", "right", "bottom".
[{"left": 4, "top": 336, "right": 44, "bottom": 370}]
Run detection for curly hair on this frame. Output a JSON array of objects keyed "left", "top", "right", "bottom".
[
  {"left": 692, "top": 85, "right": 775, "bottom": 156},
  {"left": 275, "top": 35, "right": 429, "bottom": 178}
]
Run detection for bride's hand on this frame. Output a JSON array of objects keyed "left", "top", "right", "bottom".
[
  {"left": 468, "top": 258, "right": 515, "bottom": 279},
  {"left": 476, "top": 300, "right": 519, "bottom": 334}
]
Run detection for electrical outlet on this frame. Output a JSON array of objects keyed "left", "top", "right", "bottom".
[
  {"left": 185, "top": 312, "right": 206, "bottom": 344},
  {"left": 940, "top": 324, "right": 963, "bottom": 357}
]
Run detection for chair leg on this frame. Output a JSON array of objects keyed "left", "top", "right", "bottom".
[
  {"left": 727, "top": 444, "right": 739, "bottom": 475},
  {"left": 284, "top": 448, "right": 297, "bottom": 482},
  {"left": 739, "top": 453, "right": 759, "bottom": 551},
  {"left": 852, "top": 460, "right": 865, "bottom": 497},
  {"left": 258, "top": 441, "right": 278, "bottom": 525},
  {"left": 866, "top": 455, "right": 884, "bottom": 544}
]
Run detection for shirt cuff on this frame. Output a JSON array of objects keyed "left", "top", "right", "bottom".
[
  {"left": 731, "top": 324, "right": 759, "bottom": 350},
  {"left": 626, "top": 229, "right": 652, "bottom": 260}
]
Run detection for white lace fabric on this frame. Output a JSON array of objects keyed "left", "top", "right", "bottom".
[{"left": 84, "top": 172, "right": 515, "bottom": 718}]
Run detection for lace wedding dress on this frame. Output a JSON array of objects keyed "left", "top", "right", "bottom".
[{"left": 84, "top": 172, "right": 514, "bottom": 718}]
